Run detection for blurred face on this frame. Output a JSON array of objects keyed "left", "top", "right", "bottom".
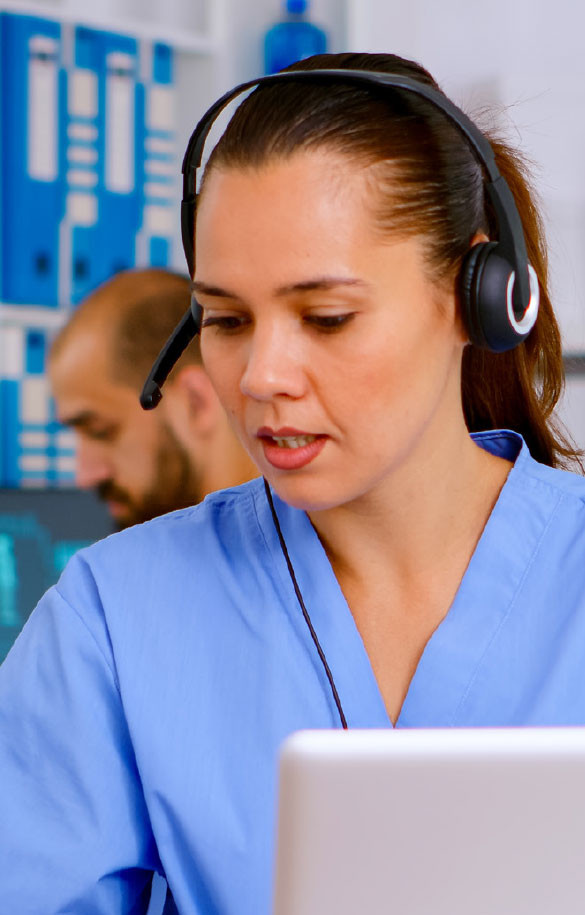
[
  {"left": 50, "top": 333, "right": 202, "bottom": 529},
  {"left": 195, "top": 150, "right": 466, "bottom": 512}
]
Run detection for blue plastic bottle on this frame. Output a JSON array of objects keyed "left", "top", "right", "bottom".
[{"left": 264, "top": 0, "right": 327, "bottom": 75}]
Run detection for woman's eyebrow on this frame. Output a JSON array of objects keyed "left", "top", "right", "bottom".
[
  {"left": 191, "top": 277, "right": 369, "bottom": 299},
  {"left": 191, "top": 280, "right": 235, "bottom": 298},
  {"left": 275, "top": 277, "right": 370, "bottom": 296}
]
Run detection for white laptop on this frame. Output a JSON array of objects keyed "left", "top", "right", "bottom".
[{"left": 272, "top": 727, "right": 585, "bottom": 915}]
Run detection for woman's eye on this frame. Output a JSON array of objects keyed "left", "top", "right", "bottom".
[
  {"left": 304, "top": 313, "right": 356, "bottom": 332},
  {"left": 201, "top": 315, "right": 249, "bottom": 333}
]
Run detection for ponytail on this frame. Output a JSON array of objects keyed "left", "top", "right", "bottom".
[{"left": 462, "top": 137, "right": 583, "bottom": 470}]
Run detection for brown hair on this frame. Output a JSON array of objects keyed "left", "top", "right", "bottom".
[{"left": 202, "top": 52, "right": 581, "bottom": 470}]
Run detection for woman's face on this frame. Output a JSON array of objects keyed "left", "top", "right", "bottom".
[{"left": 195, "top": 150, "right": 466, "bottom": 511}]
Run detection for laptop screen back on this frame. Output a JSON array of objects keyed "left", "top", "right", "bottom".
[{"left": 273, "top": 727, "right": 585, "bottom": 915}]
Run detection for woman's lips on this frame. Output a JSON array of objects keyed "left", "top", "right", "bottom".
[{"left": 257, "top": 428, "right": 328, "bottom": 470}]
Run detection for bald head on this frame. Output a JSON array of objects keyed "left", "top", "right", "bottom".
[{"left": 51, "top": 268, "right": 199, "bottom": 391}]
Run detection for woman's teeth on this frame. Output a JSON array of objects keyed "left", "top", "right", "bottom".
[{"left": 272, "top": 434, "right": 317, "bottom": 449}]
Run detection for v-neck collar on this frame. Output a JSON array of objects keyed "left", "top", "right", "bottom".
[
  {"left": 257, "top": 482, "right": 391, "bottom": 728},
  {"left": 254, "top": 431, "right": 563, "bottom": 730},
  {"left": 397, "top": 432, "right": 563, "bottom": 725}
]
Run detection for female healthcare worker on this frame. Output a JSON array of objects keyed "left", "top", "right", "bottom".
[{"left": 1, "top": 52, "right": 585, "bottom": 914}]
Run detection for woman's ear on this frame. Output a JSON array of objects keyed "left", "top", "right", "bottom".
[{"left": 470, "top": 231, "right": 490, "bottom": 246}]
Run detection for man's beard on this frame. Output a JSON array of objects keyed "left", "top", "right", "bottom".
[{"left": 97, "top": 424, "right": 204, "bottom": 530}]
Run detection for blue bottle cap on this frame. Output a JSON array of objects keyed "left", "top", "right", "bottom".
[{"left": 286, "top": 0, "right": 308, "bottom": 13}]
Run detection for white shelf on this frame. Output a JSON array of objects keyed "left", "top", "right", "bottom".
[
  {"left": 0, "top": 0, "right": 218, "bottom": 53},
  {"left": 0, "top": 303, "right": 67, "bottom": 329}
]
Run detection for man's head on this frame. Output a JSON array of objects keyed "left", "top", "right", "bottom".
[{"left": 49, "top": 269, "right": 257, "bottom": 528}]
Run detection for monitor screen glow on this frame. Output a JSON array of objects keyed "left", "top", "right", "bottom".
[{"left": 0, "top": 488, "right": 111, "bottom": 663}]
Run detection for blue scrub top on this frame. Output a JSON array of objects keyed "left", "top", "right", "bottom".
[{"left": 1, "top": 430, "right": 585, "bottom": 914}]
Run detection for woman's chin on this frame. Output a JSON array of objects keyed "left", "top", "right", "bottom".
[{"left": 267, "top": 475, "right": 349, "bottom": 513}]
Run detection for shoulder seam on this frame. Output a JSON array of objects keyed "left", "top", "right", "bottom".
[
  {"left": 517, "top": 463, "right": 585, "bottom": 505},
  {"left": 54, "top": 583, "right": 121, "bottom": 695}
]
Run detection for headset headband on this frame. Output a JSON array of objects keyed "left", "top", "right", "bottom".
[
  {"left": 140, "top": 68, "right": 535, "bottom": 410},
  {"left": 180, "top": 70, "right": 529, "bottom": 305}
]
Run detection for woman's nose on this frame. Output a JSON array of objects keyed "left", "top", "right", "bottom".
[{"left": 240, "top": 324, "right": 307, "bottom": 402}]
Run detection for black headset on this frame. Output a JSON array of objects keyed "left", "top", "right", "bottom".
[{"left": 140, "top": 68, "right": 540, "bottom": 411}]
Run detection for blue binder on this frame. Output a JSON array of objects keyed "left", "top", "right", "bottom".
[
  {"left": 136, "top": 42, "right": 175, "bottom": 270},
  {"left": 66, "top": 26, "right": 141, "bottom": 304},
  {"left": 65, "top": 25, "right": 102, "bottom": 304},
  {"left": 98, "top": 29, "right": 141, "bottom": 284},
  {"left": 0, "top": 13, "right": 66, "bottom": 306}
]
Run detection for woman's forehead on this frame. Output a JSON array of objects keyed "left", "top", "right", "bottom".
[
  {"left": 199, "top": 148, "right": 373, "bottom": 205},
  {"left": 195, "top": 151, "right": 383, "bottom": 254},
  {"left": 194, "top": 160, "right": 382, "bottom": 288}
]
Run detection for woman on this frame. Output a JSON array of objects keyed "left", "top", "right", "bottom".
[{"left": 1, "top": 53, "right": 584, "bottom": 914}]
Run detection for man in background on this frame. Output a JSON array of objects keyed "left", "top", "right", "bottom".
[{"left": 49, "top": 269, "right": 257, "bottom": 529}]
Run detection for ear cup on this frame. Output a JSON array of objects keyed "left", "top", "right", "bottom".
[
  {"left": 459, "top": 242, "right": 531, "bottom": 352},
  {"left": 460, "top": 242, "right": 495, "bottom": 349}
]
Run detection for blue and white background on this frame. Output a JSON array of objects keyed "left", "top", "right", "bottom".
[{"left": 0, "top": 11, "right": 177, "bottom": 487}]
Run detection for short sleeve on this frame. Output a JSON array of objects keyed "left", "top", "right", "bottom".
[{"left": 0, "top": 556, "right": 160, "bottom": 914}]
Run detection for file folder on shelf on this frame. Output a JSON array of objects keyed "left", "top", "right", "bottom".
[
  {"left": 99, "top": 30, "right": 142, "bottom": 283},
  {"left": 64, "top": 26, "right": 141, "bottom": 305},
  {"left": 136, "top": 42, "right": 176, "bottom": 270},
  {"left": 62, "top": 24, "right": 101, "bottom": 305},
  {"left": 0, "top": 324, "right": 75, "bottom": 487},
  {"left": 0, "top": 13, "right": 66, "bottom": 306}
]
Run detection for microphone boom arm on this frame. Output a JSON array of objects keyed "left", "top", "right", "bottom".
[{"left": 140, "top": 307, "right": 199, "bottom": 410}]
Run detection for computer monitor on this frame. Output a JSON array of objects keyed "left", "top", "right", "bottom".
[{"left": 0, "top": 488, "right": 111, "bottom": 663}]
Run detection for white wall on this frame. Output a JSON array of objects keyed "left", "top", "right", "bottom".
[{"left": 557, "top": 376, "right": 585, "bottom": 454}]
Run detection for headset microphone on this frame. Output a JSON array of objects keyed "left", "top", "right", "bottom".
[
  {"left": 140, "top": 68, "right": 540, "bottom": 411},
  {"left": 140, "top": 307, "right": 201, "bottom": 410}
]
